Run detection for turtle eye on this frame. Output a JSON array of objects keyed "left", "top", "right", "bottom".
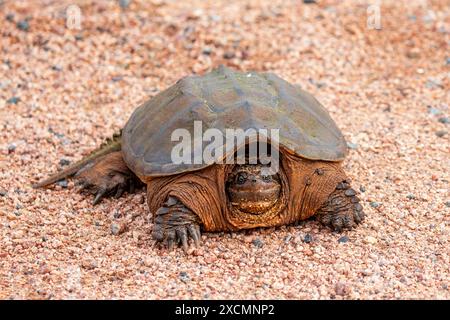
[
  {"left": 262, "top": 175, "right": 271, "bottom": 182},
  {"left": 236, "top": 173, "right": 247, "bottom": 184}
]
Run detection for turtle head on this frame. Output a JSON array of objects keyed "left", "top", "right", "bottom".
[{"left": 226, "top": 164, "right": 281, "bottom": 215}]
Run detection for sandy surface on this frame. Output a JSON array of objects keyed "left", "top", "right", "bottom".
[{"left": 0, "top": 0, "right": 449, "bottom": 299}]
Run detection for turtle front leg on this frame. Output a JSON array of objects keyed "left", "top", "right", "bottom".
[
  {"left": 152, "top": 196, "right": 202, "bottom": 251},
  {"left": 316, "top": 180, "right": 365, "bottom": 231}
]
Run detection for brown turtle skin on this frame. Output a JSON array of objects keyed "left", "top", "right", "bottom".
[{"left": 34, "top": 66, "right": 365, "bottom": 251}]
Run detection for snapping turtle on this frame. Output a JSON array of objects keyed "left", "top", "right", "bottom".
[{"left": 34, "top": 66, "right": 364, "bottom": 250}]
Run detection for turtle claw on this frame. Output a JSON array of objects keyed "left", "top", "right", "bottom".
[
  {"left": 187, "top": 224, "right": 201, "bottom": 247},
  {"left": 114, "top": 184, "right": 125, "bottom": 199},
  {"left": 129, "top": 181, "right": 136, "bottom": 194},
  {"left": 167, "top": 240, "right": 175, "bottom": 251},
  {"left": 176, "top": 227, "right": 190, "bottom": 252},
  {"left": 93, "top": 188, "right": 107, "bottom": 205}
]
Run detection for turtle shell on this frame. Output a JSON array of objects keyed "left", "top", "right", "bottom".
[{"left": 122, "top": 65, "right": 347, "bottom": 177}]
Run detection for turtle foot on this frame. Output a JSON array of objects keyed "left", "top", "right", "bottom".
[
  {"left": 152, "top": 196, "right": 202, "bottom": 252},
  {"left": 75, "top": 151, "right": 141, "bottom": 205},
  {"left": 316, "top": 180, "right": 365, "bottom": 232}
]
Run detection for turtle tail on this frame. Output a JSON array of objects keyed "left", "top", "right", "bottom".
[{"left": 32, "top": 130, "right": 122, "bottom": 189}]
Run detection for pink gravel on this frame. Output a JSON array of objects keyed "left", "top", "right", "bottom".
[{"left": 0, "top": 0, "right": 449, "bottom": 299}]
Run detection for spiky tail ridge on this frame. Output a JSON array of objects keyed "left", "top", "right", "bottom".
[{"left": 32, "top": 130, "right": 122, "bottom": 189}]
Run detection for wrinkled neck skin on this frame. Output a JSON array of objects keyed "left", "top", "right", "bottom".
[{"left": 226, "top": 164, "right": 281, "bottom": 215}]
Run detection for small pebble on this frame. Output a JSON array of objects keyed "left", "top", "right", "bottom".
[
  {"left": 406, "top": 48, "right": 420, "bottom": 59},
  {"left": 435, "top": 130, "right": 447, "bottom": 137},
  {"left": 51, "top": 65, "right": 62, "bottom": 71},
  {"left": 406, "top": 194, "right": 416, "bottom": 200},
  {"left": 338, "top": 236, "right": 349, "bottom": 243},
  {"left": 444, "top": 201, "right": 450, "bottom": 208},
  {"left": 0, "top": 189, "right": 7, "bottom": 197},
  {"left": 422, "top": 12, "right": 436, "bottom": 23},
  {"left": 143, "top": 257, "right": 154, "bottom": 267},
  {"left": 7, "top": 143, "right": 16, "bottom": 153},
  {"left": 359, "top": 185, "right": 366, "bottom": 193},
  {"left": 58, "top": 215, "right": 67, "bottom": 224},
  {"left": 365, "top": 236, "right": 378, "bottom": 244},
  {"left": 59, "top": 158, "right": 71, "bottom": 166},
  {"left": 16, "top": 20, "right": 29, "bottom": 31},
  {"left": 6, "top": 97, "right": 20, "bottom": 104},
  {"left": 427, "top": 106, "right": 441, "bottom": 115},
  {"left": 204, "top": 256, "right": 216, "bottom": 264},
  {"left": 202, "top": 47, "right": 212, "bottom": 55},
  {"left": 191, "top": 248, "right": 204, "bottom": 257},
  {"left": 370, "top": 201, "right": 381, "bottom": 208},
  {"left": 39, "top": 265, "right": 51, "bottom": 275},
  {"left": 252, "top": 238, "right": 264, "bottom": 248},
  {"left": 335, "top": 282, "right": 350, "bottom": 296},
  {"left": 48, "top": 127, "right": 65, "bottom": 138},
  {"left": 119, "top": 0, "right": 130, "bottom": 9},
  {"left": 111, "top": 222, "right": 127, "bottom": 235},
  {"left": 426, "top": 79, "right": 442, "bottom": 89},
  {"left": 6, "top": 14, "right": 15, "bottom": 22},
  {"left": 223, "top": 51, "right": 235, "bottom": 59},
  {"left": 446, "top": 57, "right": 450, "bottom": 65},
  {"left": 303, "top": 233, "right": 313, "bottom": 243},
  {"left": 303, "top": 0, "right": 317, "bottom": 3},
  {"left": 272, "top": 282, "right": 284, "bottom": 290},
  {"left": 56, "top": 180, "right": 68, "bottom": 188},
  {"left": 133, "top": 194, "right": 145, "bottom": 204},
  {"left": 346, "top": 142, "right": 358, "bottom": 150},
  {"left": 179, "top": 271, "right": 190, "bottom": 283},
  {"left": 438, "top": 117, "right": 449, "bottom": 124},
  {"left": 81, "top": 259, "right": 98, "bottom": 270},
  {"left": 308, "top": 78, "right": 325, "bottom": 89},
  {"left": 383, "top": 105, "right": 391, "bottom": 112},
  {"left": 284, "top": 234, "right": 292, "bottom": 243}
]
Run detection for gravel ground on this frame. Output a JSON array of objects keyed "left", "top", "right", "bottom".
[{"left": 0, "top": 0, "right": 449, "bottom": 299}]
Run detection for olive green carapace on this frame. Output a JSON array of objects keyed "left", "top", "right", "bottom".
[{"left": 122, "top": 65, "right": 347, "bottom": 177}]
